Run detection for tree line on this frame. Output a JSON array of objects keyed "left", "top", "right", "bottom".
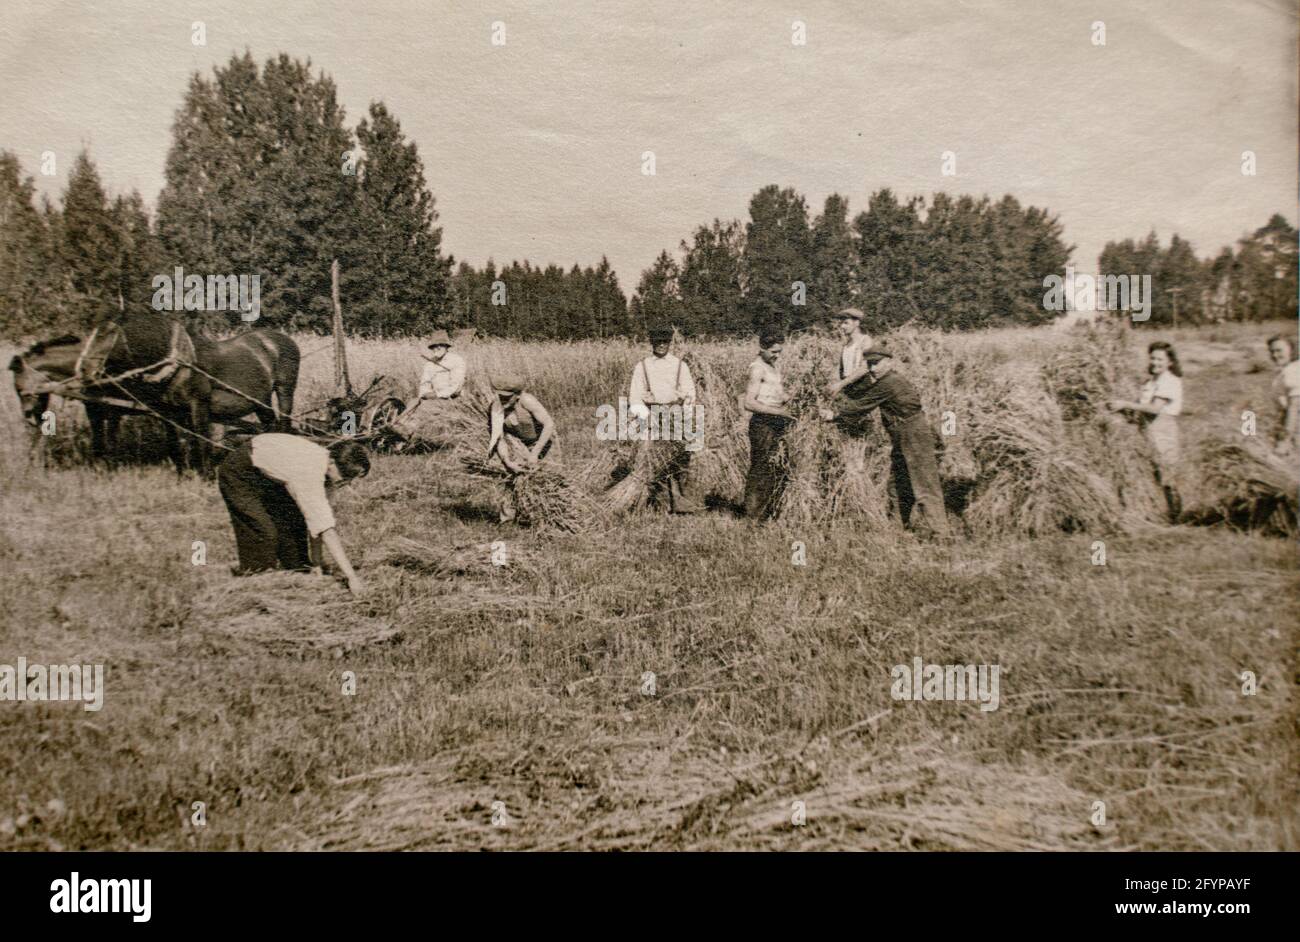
[
  {"left": 0, "top": 51, "right": 1294, "bottom": 341},
  {"left": 1099, "top": 215, "right": 1298, "bottom": 327}
]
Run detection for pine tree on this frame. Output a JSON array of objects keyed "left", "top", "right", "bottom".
[
  {"left": 61, "top": 151, "right": 121, "bottom": 329},
  {"left": 157, "top": 52, "right": 358, "bottom": 332},
  {"left": 351, "top": 102, "right": 452, "bottom": 336},
  {"left": 809, "top": 195, "right": 857, "bottom": 326},
  {"left": 631, "top": 250, "right": 681, "bottom": 334},
  {"left": 743, "top": 185, "right": 812, "bottom": 333},
  {"left": 678, "top": 219, "right": 744, "bottom": 336},
  {"left": 0, "top": 152, "right": 62, "bottom": 337}
]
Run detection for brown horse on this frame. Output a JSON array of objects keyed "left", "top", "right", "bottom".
[
  {"left": 26, "top": 314, "right": 300, "bottom": 472},
  {"left": 9, "top": 335, "right": 136, "bottom": 460}
]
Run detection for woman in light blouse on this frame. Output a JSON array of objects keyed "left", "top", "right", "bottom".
[{"left": 1108, "top": 341, "right": 1184, "bottom": 522}]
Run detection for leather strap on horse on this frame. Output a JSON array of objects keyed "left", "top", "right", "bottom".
[{"left": 142, "top": 320, "right": 192, "bottom": 385}]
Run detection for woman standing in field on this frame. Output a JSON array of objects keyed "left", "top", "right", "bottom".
[
  {"left": 1108, "top": 341, "right": 1184, "bottom": 522},
  {"left": 741, "top": 328, "right": 794, "bottom": 519},
  {"left": 488, "top": 372, "right": 556, "bottom": 522},
  {"left": 1266, "top": 334, "right": 1300, "bottom": 455}
]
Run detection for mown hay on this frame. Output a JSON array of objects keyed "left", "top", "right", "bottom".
[
  {"left": 192, "top": 573, "right": 400, "bottom": 654},
  {"left": 1183, "top": 438, "right": 1298, "bottom": 537}
]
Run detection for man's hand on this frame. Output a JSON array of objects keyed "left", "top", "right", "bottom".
[
  {"left": 818, "top": 407, "right": 835, "bottom": 422},
  {"left": 346, "top": 573, "right": 366, "bottom": 597}
]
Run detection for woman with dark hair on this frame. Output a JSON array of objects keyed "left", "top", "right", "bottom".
[
  {"left": 1266, "top": 334, "right": 1299, "bottom": 455},
  {"left": 741, "top": 328, "right": 794, "bottom": 519},
  {"left": 1108, "top": 341, "right": 1184, "bottom": 522}
]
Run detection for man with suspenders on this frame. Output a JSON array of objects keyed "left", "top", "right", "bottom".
[{"left": 628, "top": 325, "right": 703, "bottom": 513}]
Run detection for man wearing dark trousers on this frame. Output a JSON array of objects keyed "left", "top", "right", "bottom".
[
  {"left": 820, "top": 350, "right": 950, "bottom": 539},
  {"left": 218, "top": 433, "right": 370, "bottom": 594}
]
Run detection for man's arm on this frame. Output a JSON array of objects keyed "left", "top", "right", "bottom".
[
  {"left": 445, "top": 355, "right": 467, "bottom": 397},
  {"left": 1280, "top": 394, "right": 1300, "bottom": 452},
  {"left": 417, "top": 363, "right": 435, "bottom": 400},
  {"left": 628, "top": 361, "right": 648, "bottom": 409},
  {"left": 828, "top": 362, "right": 871, "bottom": 396},
  {"left": 743, "top": 364, "right": 791, "bottom": 417},
  {"left": 833, "top": 380, "right": 891, "bottom": 419},
  {"left": 320, "top": 527, "right": 364, "bottom": 596},
  {"left": 679, "top": 361, "right": 696, "bottom": 408}
]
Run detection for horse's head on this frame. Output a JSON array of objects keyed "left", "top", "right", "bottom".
[{"left": 8, "top": 352, "right": 52, "bottom": 427}]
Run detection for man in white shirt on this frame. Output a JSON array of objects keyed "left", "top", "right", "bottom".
[
  {"left": 825, "top": 307, "right": 875, "bottom": 396},
  {"left": 1268, "top": 335, "right": 1300, "bottom": 454},
  {"left": 628, "top": 325, "right": 702, "bottom": 513},
  {"left": 396, "top": 330, "right": 467, "bottom": 445},
  {"left": 824, "top": 307, "right": 875, "bottom": 473},
  {"left": 218, "top": 433, "right": 369, "bottom": 595}
]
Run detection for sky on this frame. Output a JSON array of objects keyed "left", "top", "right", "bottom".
[{"left": 1, "top": 0, "right": 1295, "bottom": 294}]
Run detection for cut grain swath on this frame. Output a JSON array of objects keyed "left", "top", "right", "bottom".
[{"left": 1183, "top": 438, "right": 1298, "bottom": 536}]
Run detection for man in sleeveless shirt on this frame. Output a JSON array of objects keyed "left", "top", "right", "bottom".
[{"left": 628, "top": 325, "right": 703, "bottom": 513}]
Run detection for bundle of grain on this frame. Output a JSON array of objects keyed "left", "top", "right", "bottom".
[
  {"left": 768, "top": 335, "right": 895, "bottom": 527},
  {"left": 1039, "top": 319, "right": 1168, "bottom": 527},
  {"left": 448, "top": 392, "right": 600, "bottom": 534},
  {"left": 685, "top": 349, "right": 749, "bottom": 501},
  {"left": 1183, "top": 438, "right": 1298, "bottom": 536},
  {"left": 1041, "top": 319, "right": 1132, "bottom": 422},
  {"left": 599, "top": 437, "right": 688, "bottom": 514},
  {"left": 965, "top": 386, "right": 1127, "bottom": 537}
]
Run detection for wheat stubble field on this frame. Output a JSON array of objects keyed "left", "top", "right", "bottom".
[{"left": 1, "top": 320, "right": 1296, "bottom": 851}]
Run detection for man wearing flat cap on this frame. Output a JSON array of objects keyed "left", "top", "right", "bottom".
[
  {"left": 628, "top": 325, "right": 703, "bottom": 513},
  {"left": 825, "top": 307, "right": 875, "bottom": 398},
  {"left": 395, "top": 329, "right": 467, "bottom": 444},
  {"left": 824, "top": 306, "right": 877, "bottom": 473},
  {"left": 820, "top": 349, "right": 950, "bottom": 539}
]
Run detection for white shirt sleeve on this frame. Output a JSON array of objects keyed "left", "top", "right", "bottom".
[
  {"left": 251, "top": 435, "right": 337, "bottom": 537},
  {"left": 628, "top": 360, "right": 648, "bottom": 410},
  {"left": 1283, "top": 361, "right": 1300, "bottom": 398},
  {"left": 443, "top": 353, "right": 466, "bottom": 397},
  {"left": 678, "top": 360, "right": 696, "bottom": 408},
  {"left": 418, "top": 362, "right": 436, "bottom": 399},
  {"left": 1152, "top": 372, "right": 1182, "bottom": 416}
]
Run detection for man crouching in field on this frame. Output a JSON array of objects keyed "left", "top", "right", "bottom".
[{"left": 218, "top": 433, "right": 370, "bottom": 596}]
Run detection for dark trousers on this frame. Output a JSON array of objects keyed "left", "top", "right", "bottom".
[
  {"left": 743, "top": 413, "right": 791, "bottom": 519},
  {"left": 218, "top": 443, "right": 310, "bottom": 573},
  {"left": 888, "top": 414, "right": 950, "bottom": 537}
]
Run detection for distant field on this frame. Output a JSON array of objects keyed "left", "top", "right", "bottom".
[{"left": 1, "top": 320, "right": 1295, "bottom": 850}]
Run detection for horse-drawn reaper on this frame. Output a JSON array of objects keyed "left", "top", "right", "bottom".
[{"left": 9, "top": 312, "right": 300, "bottom": 472}]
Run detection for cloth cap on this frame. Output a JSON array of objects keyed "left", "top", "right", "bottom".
[
  {"left": 835, "top": 307, "right": 865, "bottom": 322},
  {"left": 426, "top": 329, "right": 453, "bottom": 348},
  {"left": 490, "top": 371, "right": 524, "bottom": 393},
  {"left": 648, "top": 326, "right": 675, "bottom": 342}
]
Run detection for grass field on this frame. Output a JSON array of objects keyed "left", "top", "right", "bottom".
[{"left": 1, "top": 320, "right": 1296, "bottom": 850}]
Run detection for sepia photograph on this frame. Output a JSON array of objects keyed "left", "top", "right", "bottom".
[{"left": 0, "top": 0, "right": 1296, "bottom": 922}]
